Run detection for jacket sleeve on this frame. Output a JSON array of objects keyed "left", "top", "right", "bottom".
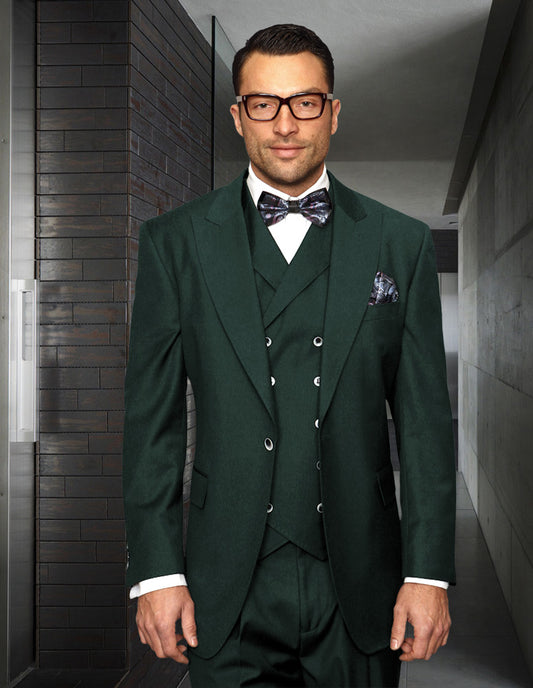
[
  {"left": 390, "top": 225, "right": 456, "bottom": 584},
  {"left": 122, "top": 222, "right": 188, "bottom": 588}
]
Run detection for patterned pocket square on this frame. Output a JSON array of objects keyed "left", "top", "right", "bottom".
[{"left": 368, "top": 272, "right": 399, "bottom": 305}]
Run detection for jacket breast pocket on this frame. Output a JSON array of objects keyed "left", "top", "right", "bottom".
[
  {"left": 190, "top": 467, "right": 208, "bottom": 509},
  {"left": 363, "top": 301, "right": 401, "bottom": 322},
  {"left": 376, "top": 465, "right": 397, "bottom": 508}
]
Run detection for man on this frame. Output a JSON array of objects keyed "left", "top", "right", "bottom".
[{"left": 123, "top": 24, "right": 456, "bottom": 688}]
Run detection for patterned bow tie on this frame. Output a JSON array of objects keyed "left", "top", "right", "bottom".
[{"left": 257, "top": 188, "right": 332, "bottom": 227}]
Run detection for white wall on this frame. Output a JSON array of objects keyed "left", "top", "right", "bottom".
[{"left": 440, "top": 272, "right": 458, "bottom": 418}]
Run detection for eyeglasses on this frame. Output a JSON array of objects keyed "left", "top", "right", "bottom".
[{"left": 236, "top": 92, "right": 333, "bottom": 121}]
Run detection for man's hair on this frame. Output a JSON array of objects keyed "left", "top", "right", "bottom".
[{"left": 232, "top": 24, "right": 335, "bottom": 95}]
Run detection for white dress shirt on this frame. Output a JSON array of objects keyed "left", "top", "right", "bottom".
[
  {"left": 129, "top": 165, "right": 447, "bottom": 598},
  {"left": 247, "top": 163, "right": 330, "bottom": 263}
]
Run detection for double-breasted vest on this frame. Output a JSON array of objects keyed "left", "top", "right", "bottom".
[{"left": 244, "top": 188, "right": 329, "bottom": 560}]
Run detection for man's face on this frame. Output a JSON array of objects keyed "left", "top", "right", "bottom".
[{"left": 230, "top": 51, "right": 341, "bottom": 196}]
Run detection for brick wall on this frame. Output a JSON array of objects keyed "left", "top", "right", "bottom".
[
  {"left": 125, "top": 1, "right": 210, "bottom": 683},
  {"left": 128, "top": 0, "right": 210, "bottom": 515},
  {"left": 36, "top": 0, "right": 211, "bottom": 673}
]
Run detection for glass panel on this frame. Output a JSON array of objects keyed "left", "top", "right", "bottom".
[{"left": 211, "top": 17, "right": 247, "bottom": 189}]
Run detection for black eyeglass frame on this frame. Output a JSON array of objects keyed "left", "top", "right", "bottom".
[{"left": 236, "top": 92, "right": 334, "bottom": 121}]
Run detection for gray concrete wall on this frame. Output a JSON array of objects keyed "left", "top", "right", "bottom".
[{"left": 458, "top": 0, "right": 533, "bottom": 676}]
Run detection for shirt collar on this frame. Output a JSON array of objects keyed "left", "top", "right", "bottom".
[{"left": 246, "top": 163, "right": 330, "bottom": 207}]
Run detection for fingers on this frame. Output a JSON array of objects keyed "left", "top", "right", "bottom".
[
  {"left": 137, "top": 609, "right": 186, "bottom": 663},
  {"left": 181, "top": 596, "right": 198, "bottom": 648},
  {"left": 393, "top": 583, "right": 451, "bottom": 662},
  {"left": 390, "top": 602, "right": 407, "bottom": 651},
  {"left": 400, "top": 616, "right": 450, "bottom": 661},
  {"left": 136, "top": 586, "right": 197, "bottom": 664},
  {"left": 402, "top": 619, "right": 433, "bottom": 661},
  {"left": 424, "top": 600, "right": 451, "bottom": 660}
]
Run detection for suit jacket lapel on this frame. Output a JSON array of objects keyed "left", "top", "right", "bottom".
[
  {"left": 192, "top": 174, "right": 275, "bottom": 421},
  {"left": 319, "top": 175, "right": 383, "bottom": 420},
  {"left": 191, "top": 171, "right": 383, "bottom": 425}
]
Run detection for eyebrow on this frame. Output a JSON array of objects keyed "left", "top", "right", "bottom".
[{"left": 243, "top": 88, "right": 326, "bottom": 96}]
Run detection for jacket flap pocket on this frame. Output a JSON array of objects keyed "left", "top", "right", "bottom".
[
  {"left": 190, "top": 468, "right": 208, "bottom": 509},
  {"left": 376, "top": 465, "right": 396, "bottom": 507}
]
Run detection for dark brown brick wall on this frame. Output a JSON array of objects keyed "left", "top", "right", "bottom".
[
  {"left": 36, "top": 0, "right": 211, "bottom": 673},
  {"left": 128, "top": 0, "right": 208, "bottom": 511},
  {"left": 37, "top": 0, "right": 130, "bottom": 671}
]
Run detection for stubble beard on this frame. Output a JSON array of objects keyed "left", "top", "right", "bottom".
[{"left": 249, "top": 141, "right": 328, "bottom": 195}]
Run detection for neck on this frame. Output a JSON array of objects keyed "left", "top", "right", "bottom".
[{"left": 250, "top": 163, "right": 326, "bottom": 197}]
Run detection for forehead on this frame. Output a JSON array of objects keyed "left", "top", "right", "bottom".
[{"left": 239, "top": 51, "right": 328, "bottom": 96}]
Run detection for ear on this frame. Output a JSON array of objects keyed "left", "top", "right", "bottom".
[
  {"left": 230, "top": 103, "right": 244, "bottom": 138},
  {"left": 330, "top": 99, "right": 341, "bottom": 135}
]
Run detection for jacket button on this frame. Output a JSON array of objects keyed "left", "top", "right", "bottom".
[
  {"left": 264, "top": 437, "right": 274, "bottom": 451},
  {"left": 317, "top": 503, "right": 324, "bottom": 513},
  {"left": 267, "top": 503, "right": 274, "bottom": 513},
  {"left": 313, "top": 336, "right": 323, "bottom": 347},
  {"left": 314, "top": 376, "right": 321, "bottom": 387},
  {"left": 271, "top": 376, "right": 276, "bottom": 386},
  {"left": 265, "top": 336, "right": 272, "bottom": 347},
  {"left": 316, "top": 460, "right": 321, "bottom": 470},
  {"left": 314, "top": 418, "right": 319, "bottom": 429}
]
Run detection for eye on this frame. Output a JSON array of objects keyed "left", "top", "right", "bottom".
[
  {"left": 292, "top": 95, "right": 322, "bottom": 111},
  {"left": 248, "top": 96, "right": 277, "bottom": 111}
]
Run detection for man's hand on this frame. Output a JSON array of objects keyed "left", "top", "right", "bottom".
[
  {"left": 390, "top": 583, "right": 451, "bottom": 661},
  {"left": 136, "top": 586, "right": 197, "bottom": 664}
]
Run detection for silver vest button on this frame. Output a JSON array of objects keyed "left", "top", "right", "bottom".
[
  {"left": 267, "top": 503, "right": 274, "bottom": 513},
  {"left": 313, "top": 336, "right": 323, "bottom": 347},
  {"left": 314, "top": 376, "right": 321, "bottom": 387},
  {"left": 314, "top": 418, "right": 320, "bottom": 429},
  {"left": 316, "top": 460, "right": 321, "bottom": 470},
  {"left": 317, "top": 503, "right": 324, "bottom": 513},
  {"left": 265, "top": 336, "right": 272, "bottom": 347},
  {"left": 264, "top": 437, "right": 274, "bottom": 451},
  {"left": 271, "top": 376, "right": 276, "bottom": 386}
]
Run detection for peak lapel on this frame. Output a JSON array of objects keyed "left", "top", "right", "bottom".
[
  {"left": 192, "top": 175, "right": 275, "bottom": 421},
  {"left": 319, "top": 176, "right": 383, "bottom": 421}
]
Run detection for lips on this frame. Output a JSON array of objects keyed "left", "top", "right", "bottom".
[{"left": 270, "top": 145, "right": 304, "bottom": 158}]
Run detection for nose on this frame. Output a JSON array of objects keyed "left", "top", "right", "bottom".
[{"left": 273, "top": 103, "right": 299, "bottom": 136}]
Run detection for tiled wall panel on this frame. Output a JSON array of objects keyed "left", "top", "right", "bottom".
[{"left": 36, "top": 0, "right": 211, "bottom": 674}]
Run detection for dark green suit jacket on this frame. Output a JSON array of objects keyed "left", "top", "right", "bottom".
[{"left": 123, "top": 171, "right": 456, "bottom": 659}]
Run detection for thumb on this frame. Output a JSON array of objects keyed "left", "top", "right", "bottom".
[
  {"left": 181, "top": 600, "right": 198, "bottom": 648},
  {"left": 390, "top": 604, "right": 407, "bottom": 651}
]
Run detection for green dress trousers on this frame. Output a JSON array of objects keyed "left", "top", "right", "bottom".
[{"left": 188, "top": 540, "right": 401, "bottom": 688}]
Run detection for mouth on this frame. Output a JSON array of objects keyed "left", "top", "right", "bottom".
[{"left": 269, "top": 145, "right": 304, "bottom": 159}]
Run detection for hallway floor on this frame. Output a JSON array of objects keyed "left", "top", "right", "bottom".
[
  {"left": 396, "top": 473, "right": 532, "bottom": 688},
  {"left": 15, "top": 474, "right": 533, "bottom": 688}
]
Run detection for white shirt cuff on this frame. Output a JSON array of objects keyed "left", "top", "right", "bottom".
[
  {"left": 129, "top": 574, "right": 447, "bottom": 598},
  {"left": 129, "top": 573, "right": 188, "bottom": 599},
  {"left": 404, "top": 577, "right": 449, "bottom": 589}
]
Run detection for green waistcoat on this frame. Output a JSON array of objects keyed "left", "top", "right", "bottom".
[{"left": 243, "top": 189, "right": 332, "bottom": 560}]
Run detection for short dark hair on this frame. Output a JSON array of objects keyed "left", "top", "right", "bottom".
[{"left": 232, "top": 24, "right": 334, "bottom": 95}]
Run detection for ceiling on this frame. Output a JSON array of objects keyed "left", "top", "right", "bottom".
[{"left": 180, "top": 0, "right": 493, "bottom": 228}]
